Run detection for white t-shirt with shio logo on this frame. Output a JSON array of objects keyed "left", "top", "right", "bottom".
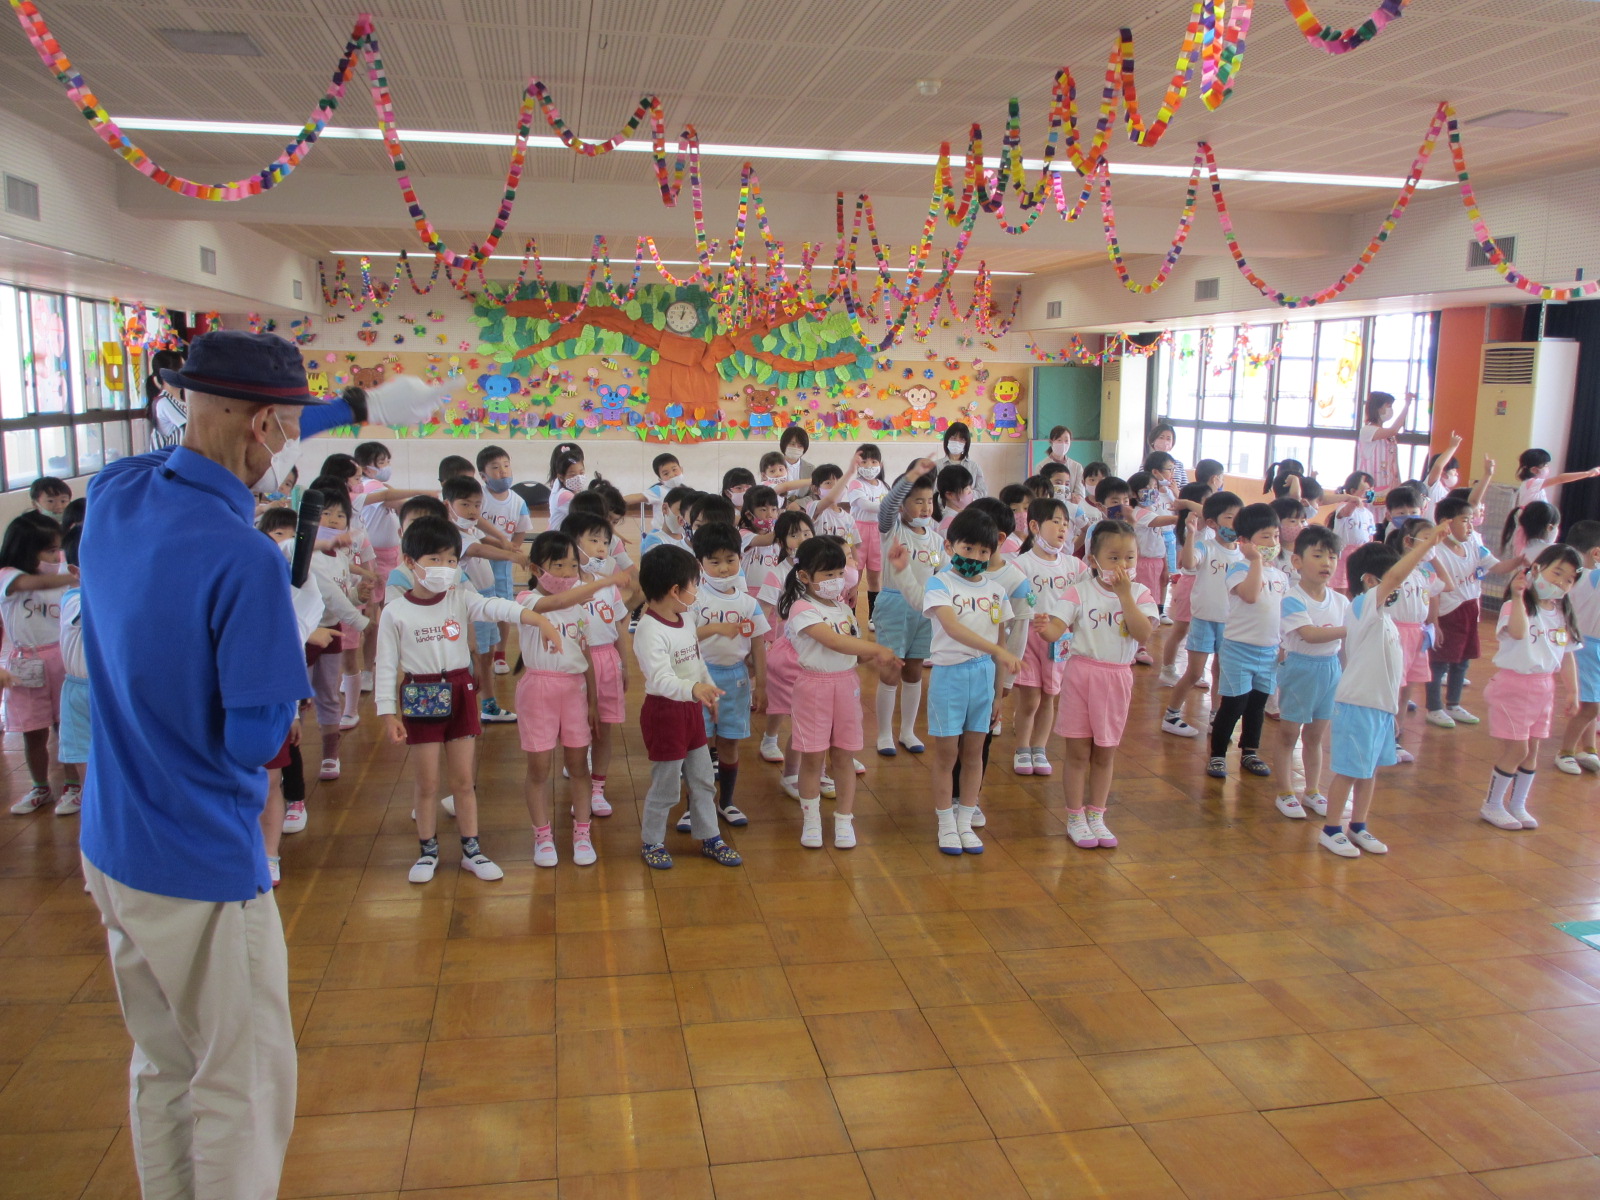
[
  {"left": 1056, "top": 575, "right": 1159, "bottom": 665},
  {"left": 580, "top": 582, "right": 626, "bottom": 649},
  {"left": 1431, "top": 534, "right": 1492, "bottom": 615},
  {"left": 693, "top": 585, "right": 771, "bottom": 667},
  {"left": 516, "top": 591, "right": 591, "bottom": 674},
  {"left": 0, "top": 568, "right": 66, "bottom": 649},
  {"left": 1335, "top": 505, "right": 1377, "bottom": 551},
  {"left": 1011, "top": 547, "right": 1082, "bottom": 621},
  {"left": 1133, "top": 508, "right": 1167, "bottom": 559},
  {"left": 1191, "top": 537, "right": 1243, "bottom": 623},
  {"left": 1280, "top": 585, "right": 1351, "bottom": 658},
  {"left": 482, "top": 490, "right": 533, "bottom": 544},
  {"left": 1224, "top": 559, "right": 1291, "bottom": 646},
  {"left": 882, "top": 522, "right": 944, "bottom": 607},
  {"left": 1492, "top": 600, "right": 1574, "bottom": 676},
  {"left": 846, "top": 477, "right": 888, "bottom": 522},
  {"left": 922, "top": 571, "right": 1010, "bottom": 667},
  {"left": 1388, "top": 559, "right": 1441, "bottom": 625},
  {"left": 786, "top": 597, "right": 861, "bottom": 673},
  {"left": 1334, "top": 590, "right": 1402, "bottom": 712},
  {"left": 454, "top": 519, "right": 496, "bottom": 591}
]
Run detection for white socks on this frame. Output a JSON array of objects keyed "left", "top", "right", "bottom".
[
  {"left": 799, "top": 798, "right": 822, "bottom": 848},
  {"left": 876, "top": 684, "right": 898, "bottom": 750},
  {"left": 899, "top": 681, "right": 924, "bottom": 743},
  {"left": 1484, "top": 768, "right": 1514, "bottom": 812},
  {"left": 1509, "top": 768, "right": 1537, "bottom": 825},
  {"left": 834, "top": 811, "right": 856, "bottom": 849},
  {"left": 340, "top": 673, "right": 361, "bottom": 719}
]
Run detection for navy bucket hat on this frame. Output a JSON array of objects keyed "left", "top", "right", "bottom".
[{"left": 160, "top": 331, "right": 325, "bottom": 406}]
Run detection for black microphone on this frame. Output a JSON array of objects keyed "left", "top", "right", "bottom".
[{"left": 290, "top": 490, "right": 325, "bottom": 589}]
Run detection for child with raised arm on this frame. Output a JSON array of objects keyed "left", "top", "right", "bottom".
[
  {"left": 1427, "top": 473, "right": 1515, "bottom": 728},
  {"left": 922, "top": 509, "right": 1025, "bottom": 855},
  {"left": 1384, "top": 518, "right": 1443, "bottom": 763},
  {"left": 1514, "top": 447, "right": 1600, "bottom": 507},
  {"left": 876, "top": 457, "right": 942, "bottom": 756},
  {"left": 1556, "top": 521, "right": 1600, "bottom": 775},
  {"left": 1317, "top": 526, "right": 1444, "bottom": 857},
  {"left": 1163, "top": 492, "right": 1243, "bottom": 737},
  {"left": 1272, "top": 526, "right": 1349, "bottom": 820},
  {"left": 1208, "top": 503, "right": 1289, "bottom": 779},
  {"left": 633, "top": 545, "right": 744, "bottom": 870},
  {"left": 1032, "top": 519, "right": 1158, "bottom": 850},
  {"left": 1159, "top": 483, "right": 1216, "bottom": 687},
  {"left": 1478, "top": 545, "right": 1582, "bottom": 831},
  {"left": 1010, "top": 497, "right": 1083, "bottom": 774}
]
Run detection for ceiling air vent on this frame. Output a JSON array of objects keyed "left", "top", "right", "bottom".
[
  {"left": 3, "top": 174, "right": 40, "bottom": 220},
  {"left": 199, "top": 246, "right": 217, "bottom": 275},
  {"left": 1480, "top": 344, "right": 1536, "bottom": 387},
  {"left": 1194, "top": 277, "right": 1220, "bottom": 301},
  {"left": 1045, "top": 300, "right": 1062, "bottom": 319},
  {"left": 1468, "top": 237, "right": 1514, "bottom": 270}
]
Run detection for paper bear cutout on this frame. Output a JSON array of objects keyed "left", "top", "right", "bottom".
[
  {"left": 744, "top": 384, "right": 779, "bottom": 430},
  {"left": 350, "top": 364, "right": 386, "bottom": 390}
]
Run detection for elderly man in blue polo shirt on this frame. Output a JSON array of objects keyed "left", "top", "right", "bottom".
[{"left": 77, "top": 331, "right": 390, "bottom": 1200}]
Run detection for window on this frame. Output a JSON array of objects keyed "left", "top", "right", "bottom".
[
  {"left": 1150, "top": 313, "right": 1436, "bottom": 487},
  {"left": 0, "top": 284, "right": 148, "bottom": 490}
]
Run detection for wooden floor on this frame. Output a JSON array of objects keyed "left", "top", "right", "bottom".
[{"left": 4, "top": 621, "right": 1600, "bottom": 1199}]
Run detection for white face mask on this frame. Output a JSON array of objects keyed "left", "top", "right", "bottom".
[
  {"left": 1051, "top": 440, "right": 1070, "bottom": 459},
  {"left": 702, "top": 571, "right": 743, "bottom": 593},
  {"left": 908, "top": 515, "right": 934, "bottom": 531},
  {"left": 814, "top": 577, "right": 847, "bottom": 601},
  {"left": 948, "top": 441, "right": 967, "bottom": 457},
  {"left": 1533, "top": 575, "right": 1566, "bottom": 602},
  {"left": 418, "top": 565, "right": 456, "bottom": 593},
  {"left": 1035, "top": 529, "right": 1063, "bottom": 554},
  {"left": 784, "top": 446, "right": 804, "bottom": 463},
  {"left": 253, "top": 411, "right": 300, "bottom": 495},
  {"left": 857, "top": 465, "right": 881, "bottom": 481},
  {"left": 565, "top": 474, "right": 587, "bottom": 492},
  {"left": 583, "top": 554, "right": 609, "bottom": 573},
  {"left": 370, "top": 466, "right": 392, "bottom": 482}
]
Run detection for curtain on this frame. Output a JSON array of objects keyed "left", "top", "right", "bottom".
[{"left": 1522, "top": 300, "right": 1600, "bottom": 532}]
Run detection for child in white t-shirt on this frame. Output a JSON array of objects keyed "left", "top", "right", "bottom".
[
  {"left": 1383, "top": 518, "right": 1444, "bottom": 762},
  {"left": 1273, "top": 526, "right": 1350, "bottom": 821},
  {"left": 0, "top": 515, "right": 75, "bottom": 816},
  {"left": 1478, "top": 545, "right": 1582, "bottom": 832},
  {"left": 478, "top": 445, "right": 534, "bottom": 674},
  {"left": 443, "top": 475, "right": 521, "bottom": 724},
  {"left": 1557, "top": 521, "right": 1600, "bottom": 774},
  {"left": 1163, "top": 492, "right": 1244, "bottom": 737},
  {"left": 921, "top": 509, "right": 1024, "bottom": 857},
  {"left": 1009, "top": 497, "right": 1083, "bottom": 775},
  {"left": 642, "top": 452, "right": 683, "bottom": 532},
  {"left": 1514, "top": 447, "right": 1600, "bottom": 507},
  {"left": 1318, "top": 527, "right": 1444, "bottom": 857},
  {"left": 1330, "top": 471, "right": 1377, "bottom": 593},
  {"left": 1158, "top": 484, "right": 1215, "bottom": 688},
  {"left": 1427, "top": 492, "right": 1519, "bottom": 727},
  {"left": 846, "top": 445, "right": 889, "bottom": 613},
  {"left": 1208, "top": 503, "right": 1290, "bottom": 779},
  {"left": 875, "top": 458, "right": 942, "bottom": 756},
  {"left": 1033, "top": 518, "right": 1158, "bottom": 851},
  {"left": 756, "top": 511, "right": 816, "bottom": 789}
]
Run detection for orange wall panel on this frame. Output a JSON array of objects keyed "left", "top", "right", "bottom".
[{"left": 1433, "top": 306, "right": 1489, "bottom": 471}]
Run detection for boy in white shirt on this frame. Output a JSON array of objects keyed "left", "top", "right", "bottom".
[
  {"left": 375, "top": 516, "right": 560, "bottom": 884},
  {"left": 1164, "top": 492, "right": 1243, "bottom": 736},
  {"left": 443, "top": 475, "right": 521, "bottom": 723},
  {"left": 1208, "top": 503, "right": 1289, "bottom": 779},
  {"left": 633, "top": 545, "right": 743, "bottom": 870},
  {"left": 1273, "top": 526, "right": 1350, "bottom": 820},
  {"left": 642, "top": 453, "right": 684, "bottom": 532},
  {"left": 477, "top": 445, "right": 533, "bottom": 675},
  {"left": 1557, "top": 521, "right": 1600, "bottom": 774},
  {"left": 921, "top": 509, "right": 1024, "bottom": 856}
]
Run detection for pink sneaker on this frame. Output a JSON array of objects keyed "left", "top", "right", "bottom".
[{"left": 589, "top": 787, "right": 614, "bottom": 818}]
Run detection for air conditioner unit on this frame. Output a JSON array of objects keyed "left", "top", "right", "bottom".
[{"left": 1474, "top": 339, "right": 1579, "bottom": 493}]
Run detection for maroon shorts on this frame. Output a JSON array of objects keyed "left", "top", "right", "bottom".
[
  {"left": 1431, "top": 599, "right": 1481, "bottom": 666},
  {"left": 641, "top": 693, "right": 709, "bottom": 761},
  {"left": 265, "top": 734, "right": 293, "bottom": 771},
  {"left": 401, "top": 668, "right": 481, "bottom": 745}
]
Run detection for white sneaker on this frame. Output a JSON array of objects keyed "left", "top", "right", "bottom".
[
  {"left": 969, "top": 806, "right": 986, "bottom": 828},
  {"left": 54, "top": 785, "right": 82, "bottom": 816},
  {"left": 1447, "top": 706, "right": 1480, "bottom": 725},
  {"left": 441, "top": 794, "right": 456, "bottom": 817},
  {"left": 1163, "top": 714, "right": 1200, "bottom": 738},
  {"left": 1479, "top": 803, "right": 1523, "bottom": 830},
  {"left": 534, "top": 832, "right": 559, "bottom": 867},
  {"left": 938, "top": 825, "right": 962, "bottom": 855},
  {"left": 1508, "top": 804, "right": 1539, "bottom": 830},
  {"left": 1066, "top": 809, "right": 1097, "bottom": 849},
  {"left": 1194, "top": 673, "right": 1211, "bottom": 691},
  {"left": 319, "top": 758, "right": 340, "bottom": 781},
  {"left": 899, "top": 733, "right": 925, "bottom": 754},
  {"left": 1157, "top": 667, "right": 1180, "bottom": 687},
  {"left": 360, "top": 670, "right": 374, "bottom": 692},
  {"left": 1319, "top": 830, "right": 1361, "bottom": 858},
  {"left": 409, "top": 854, "right": 438, "bottom": 883},
  {"left": 820, "top": 773, "right": 837, "bottom": 800},
  {"left": 282, "top": 800, "right": 307, "bottom": 833},
  {"left": 1031, "top": 749, "right": 1052, "bottom": 777},
  {"left": 1576, "top": 752, "right": 1600, "bottom": 773},
  {"left": 1013, "top": 749, "right": 1034, "bottom": 775},
  {"left": 833, "top": 812, "right": 856, "bottom": 849},
  {"left": 463, "top": 853, "right": 504, "bottom": 880},
  {"left": 1085, "top": 809, "right": 1116, "bottom": 848},
  {"left": 492, "top": 657, "right": 511, "bottom": 675},
  {"left": 9, "top": 786, "right": 49, "bottom": 815},
  {"left": 590, "top": 787, "right": 613, "bottom": 818},
  {"left": 779, "top": 775, "right": 801, "bottom": 801},
  {"left": 877, "top": 732, "right": 898, "bottom": 757},
  {"left": 760, "top": 736, "right": 784, "bottom": 763},
  {"left": 1275, "top": 793, "right": 1306, "bottom": 819},
  {"left": 853, "top": 758, "right": 866, "bottom": 775},
  {"left": 1306, "top": 792, "right": 1329, "bottom": 817},
  {"left": 1160, "top": 612, "right": 1175, "bottom": 626},
  {"left": 1348, "top": 828, "right": 1388, "bottom": 853},
  {"left": 1555, "top": 755, "right": 1582, "bottom": 776},
  {"left": 339, "top": 713, "right": 360, "bottom": 731},
  {"left": 267, "top": 856, "right": 281, "bottom": 887},
  {"left": 799, "top": 799, "right": 823, "bottom": 849},
  {"left": 1426, "top": 709, "right": 1456, "bottom": 729},
  {"left": 572, "top": 829, "right": 597, "bottom": 866}
]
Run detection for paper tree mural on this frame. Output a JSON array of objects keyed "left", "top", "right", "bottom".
[{"left": 473, "top": 284, "right": 874, "bottom": 433}]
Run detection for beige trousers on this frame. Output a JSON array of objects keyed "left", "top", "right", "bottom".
[{"left": 83, "top": 856, "right": 297, "bottom": 1200}]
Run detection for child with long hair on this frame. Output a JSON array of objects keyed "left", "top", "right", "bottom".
[
  {"left": 845, "top": 444, "right": 887, "bottom": 619},
  {"left": 1162, "top": 491, "right": 1244, "bottom": 736},
  {"left": 1011, "top": 497, "right": 1083, "bottom": 773},
  {"left": 1316, "top": 528, "right": 1443, "bottom": 857},
  {"left": 1033, "top": 519, "right": 1158, "bottom": 850},
  {"left": 1501, "top": 501, "right": 1559, "bottom": 567},
  {"left": 1514, "top": 447, "right": 1600, "bottom": 507},
  {"left": 1557, "top": 521, "right": 1600, "bottom": 774},
  {"left": 738, "top": 484, "right": 782, "bottom": 581},
  {"left": 1479, "top": 545, "right": 1583, "bottom": 831},
  {"left": 1383, "top": 518, "right": 1443, "bottom": 764},
  {"left": 0, "top": 514, "right": 76, "bottom": 815},
  {"left": 756, "top": 510, "right": 816, "bottom": 780},
  {"left": 1330, "top": 471, "right": 1377, "bottom": 593},
  {"left": 1158, "top": 482, "right": 1215, "bottom": 687},
  {"left": 779, "top": 537, "right": 899, "bottom": 848},
  {"left": 547, "top": 446, "right": 588, "bottom": 522},
  {"left": 876, "top": 458, "right": 942, "bottom": 756}
]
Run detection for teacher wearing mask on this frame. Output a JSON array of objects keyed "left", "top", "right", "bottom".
[
  {"left": 1037, "top": 425, "right": 1085, "bottom": 502},
  {"left": 79, "top": 331, "right": 322, "bottom": 1200},
  {"left": 933, "top": 421, "right": 988, "bottom": 498}
]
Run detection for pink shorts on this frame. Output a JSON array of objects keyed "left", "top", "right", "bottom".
[
  {"left": 1332, "top": 542, "right": 1361, "bottom": 591},
  {"left": 855, "top": 520, "right": 882, "bottom": 572},
  {"left": 589, "top": 642, "right": 625, "bottom": 724},
  {"left": 765, "top": 636, "right": 800, "bottom": 716},
  {"left": 1397, "top": 622, "right": 1432, "bottom": 685},
  {"left": 373, "top": 546, "right": 400, "bottom": 577},
  {"left": 1015, "top": 630, "right": 1065, "bottom": 695},
  {"left": 1484, "top": 669, "right": 1555, "bottom": 742},
  {"left": 338, "top": 621, "right": 363, "bottom": 653},
  {"left": 1169, "top": 574, "right": 1195, "bottom": 624},
  {"left": 1054, "top": 655, "right": 1134, "bottom": 747},
  {"left": 1136, "top": 555, "right": 1164, "bottom": 599},
  {"left": 791, "top": 669, "right": 864, "bottom": 753},
  {"left": 516, "top": 671, "right": 591, "bottom": 752},
  {"left": 2, "top": 643, "right": 64, "bottom": 733}
]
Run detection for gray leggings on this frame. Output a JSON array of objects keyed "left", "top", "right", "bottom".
[
  {"left": 641, "top": 747, "right": 718, "bottom": 845},
  {"left": 308, "top": 648, "right": 342, "bottom": 729},
  {"left": 1426, "top": 660, "right": 1468, "bottom": 712}
]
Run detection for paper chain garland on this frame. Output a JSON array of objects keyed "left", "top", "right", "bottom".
[{"left": 1287, "top": 0, "right": 1407, "bottom": 54}]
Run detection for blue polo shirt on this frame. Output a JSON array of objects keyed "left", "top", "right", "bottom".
[{"left": 79, "top": 447, "right": 310, "bottom": 902}]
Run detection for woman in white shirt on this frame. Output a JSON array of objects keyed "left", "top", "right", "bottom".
[{"left": 933, "top": 422, "right": 988, "bottom": 498}]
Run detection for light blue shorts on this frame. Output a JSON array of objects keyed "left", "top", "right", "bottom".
[
  {"left": 1331, "top": 702, "right": 1397, "bottom": 780},
  {"left": 1187, "top": 617, "right": 1225, "bottom": 655},
  {"left": 1163, "top": 527, "right": 1178, "bottom": 573},
  {"left": 705, "top": 661, "right": 752, "bottom": 741},
  {"left": 473, "top": 585, "right": 502, "bottom": 654},
  {"left": 874, "top": 588, "right": 933, "bottom": 660},
  {"left": 928, "top": 656, "right": 996, "bottom": 737},
  {"left": 58, "top": 674, "right": 90, "bottom": 764},
  {"left": 1218, "top": 638, "right": 1277, "bottom": 698},
  {"left": 1277, "top": 652, "right": 1341, "bottom": 725},
  {"left": 1576, "top": 639, "right": 1600, "bottom": 705},
  {"left": 490, "top": 560, "right": 515, "bottom": 597}
]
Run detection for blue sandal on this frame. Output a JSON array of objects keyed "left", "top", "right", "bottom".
[
  {"left": 701, "top": 837, "right": 743, "bottom": 867},
  {"left": 640, "top": 842, "right": 674, "bottom": 870}
]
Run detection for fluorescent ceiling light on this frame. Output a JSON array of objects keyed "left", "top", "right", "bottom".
[
  {"left": 1465, "top": 109, "right": 1568, "bottom": 130},
  {"left": 337, "top": 250, "right": 1030, "bottom": 276},
  {"left": 113, "top": 116, "right": 1451, "bottom": 190}
]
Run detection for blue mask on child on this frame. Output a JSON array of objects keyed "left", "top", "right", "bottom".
[{"left": 1218, "top": 526, "right": 1238, "bottom": 541}]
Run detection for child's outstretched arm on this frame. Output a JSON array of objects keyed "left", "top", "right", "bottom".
[
  {"left": 1425, "top": 432, "right": 1463, "bottom": 489},
  {"left": 928, "top": 607, "right": 1025, "bottom": 674},
  {"left": 1468, "top": 456, "right": 1496, "bottom": 511},
  {"left": 1372, "top": 523, "right": 1444, "bottom": 608}
]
